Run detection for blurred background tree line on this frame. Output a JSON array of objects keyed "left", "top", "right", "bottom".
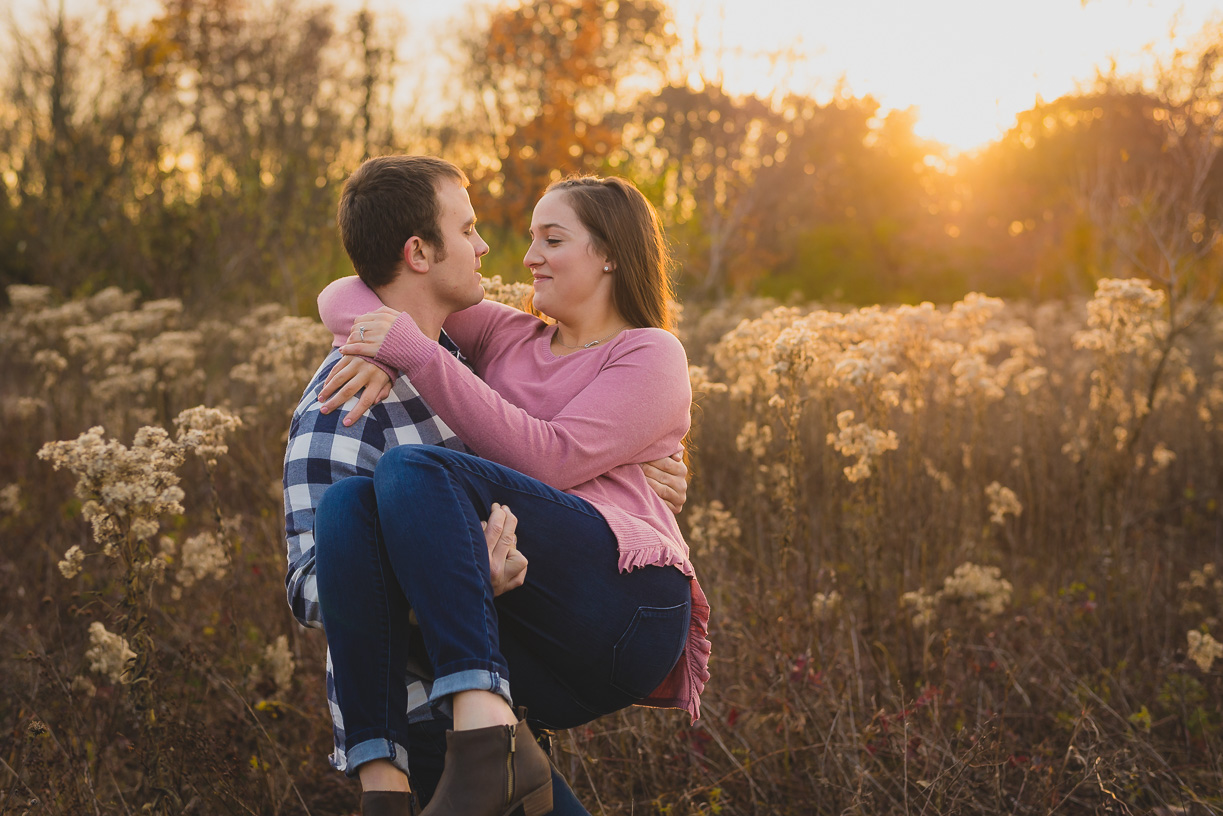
[{"left": 2, "top": 0, "right": 1222, "bottom": 313}]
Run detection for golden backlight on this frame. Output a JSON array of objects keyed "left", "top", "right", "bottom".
[
  {"left": 21, "top": 0, "right": 1223, "bottom": 155},
  {"left": 668, "top": 0, "right": 1223, "bottom": 153}
]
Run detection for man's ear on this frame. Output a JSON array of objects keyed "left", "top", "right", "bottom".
[{"left": 403, "top": 237, "right": 430, "bottom": 274}]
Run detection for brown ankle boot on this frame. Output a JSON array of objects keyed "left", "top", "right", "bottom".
[
  {"left": 361, "top": 790, "right": 417, "bottom": 816},
  {"left": 419, "top": 718, "right": 553, "bottom": 816}
]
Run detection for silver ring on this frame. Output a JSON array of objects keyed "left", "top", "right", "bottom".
[{"left": 359, "top": 325, "right": 366, "bottom": 341}]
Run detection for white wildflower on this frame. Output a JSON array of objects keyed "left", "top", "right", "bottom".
[
  {"left": 985, "top": 482, "right": 1023, "bottom": 525},
  {"left": 85, "top": 622, "right": 136, "bottom": 684},
  {"left": 70, "top": 675, "right": 96, "bottom": 697},
  {"left": 736, "top": 421, "right": 773, "bottom": 459},
  {"left": 901, "top": 589, "right": 939, "bottom": 627},
  {"left": 176, "top": 532, "right": 229, "bottom": 587},
  {"left": 174, "top": 406, "right": 243, "bottom": 467},
  {"left": 811, "top": 591, "right": 842, "bottom": 623},
  {"left": 263, "top": 635, "right": 296, "bottom": 695},
  {"left": 6, "top": 284, "right": 55, "bottom": 310},
  {"left": 688, "top": 365, "right": 728, "bottom": 398},
  {"left": 923, "top": 459, "right": 954, "bottom": 493},
  {"left": 826, "top": 410, "right": 899, "bottom": 483},
  {"left": 480, "top": 275, "right": 534, "bottom": 309},
  {"left": 0, "top": 483, "right": 19, "bottom": 515},
  {"left": 1151, "top": 444, "right": 1176, "bottom": 471},
  {"left": 58, "top": 546, "right": 85, "bottom": 579},
  {"left": 941, "top": 562, "right": 1013, "bottom": 619},
  {"left": 1187, "top": 630, "right": 1223, "bottom": 672},
  {"left": 686, "top": 501, "right": 741, "bottom": 558}
]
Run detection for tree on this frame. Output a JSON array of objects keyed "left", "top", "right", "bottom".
[
  {"left": 958, "top": 89, "right": 1167, "bottom": 298},
  {"left": 0, "top": 0, "right": 399, "bottom": 309},
  {"left": 0, "top": 4, "right": 166, "bottom": 293},
  {"left": 148, "top": 0, "right": 357, "bottom": 306},
  {"left": 457, "top": 0, "right": 675, "bottom": 229},
  {"left": 623, "top": 84, "right": 945, "bottom": 302},
  {"left": 623, "top": 83, "right": 793, "bottom": 296},
  {"left": 1092, "top": 38, "right": 1223, "bottom": 308},
  {"left": 768, "top": 100, "right": 955, "bottom": 303}
]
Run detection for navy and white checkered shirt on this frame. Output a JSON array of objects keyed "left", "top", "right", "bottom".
[{"left": 283, "top": 335, "right": 468, "bottom": 773}]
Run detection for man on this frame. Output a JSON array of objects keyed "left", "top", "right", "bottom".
[{"left": 283, "top": 155, "right": 687, "bottom": 815}]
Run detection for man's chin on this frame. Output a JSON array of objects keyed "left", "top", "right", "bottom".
[{"left": 456, "top": 290, "right": 485, "bottom": 312}]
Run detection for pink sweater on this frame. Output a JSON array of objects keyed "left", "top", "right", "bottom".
[{"left": 318, "top": 278, "right": 711, "bottom": 720}]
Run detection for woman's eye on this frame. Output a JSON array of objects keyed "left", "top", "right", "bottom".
[{"left": 546, "top": 238, "right": 561, "bottom": 246}]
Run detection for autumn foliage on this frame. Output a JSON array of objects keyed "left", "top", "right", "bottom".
[{"left": 3, "top": 0, "right": 1223, "bottom": 812}]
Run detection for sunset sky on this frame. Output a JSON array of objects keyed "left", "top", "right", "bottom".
[
  {"left": 15, "top": 0, "right": 1223, "bottom": 153},
  {"left": 355, "top": 0, "right": 1223, "bottom": 153},
  {"left": 676, "top": 0, "right": 1223, "bottom": 151}
]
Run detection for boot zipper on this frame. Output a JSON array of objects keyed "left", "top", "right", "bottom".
[{"left": 506, "top": 724, "right": 516, "bottom": 806}]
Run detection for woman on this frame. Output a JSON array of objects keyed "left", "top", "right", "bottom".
[{"left": 315, "top": 176, "right": 710, "bottom": 816}]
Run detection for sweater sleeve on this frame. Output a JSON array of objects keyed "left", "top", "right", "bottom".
[
  {"left": 318, "top": 276, "right": 530, "bottom": 373},
  {"left": 317, "top": 276, "right": 385, "bottom": 347},
  {"left": 375, "top": 313, "right": 691, "bottom": 490},
  {"left": 316, "top": 276, "right": 400, "bottom": 380}
]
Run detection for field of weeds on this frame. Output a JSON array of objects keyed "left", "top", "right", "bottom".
[{"left": 1, "top": 279, "right": 1221, "bottom": 815}]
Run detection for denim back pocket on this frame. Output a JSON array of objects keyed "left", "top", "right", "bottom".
[{"left": 610, "top": 602, "right": 691, "bottom": 700}]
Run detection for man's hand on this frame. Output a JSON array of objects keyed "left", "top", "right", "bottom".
[
  {"left": 485, "top": 503, "right": 527, "bottom": 595},
  {"left": 319, "top": 356, "right": 394, "bottom": 425},
  {"left": 641, "top": 450, "right": 688, "bottom": 514}
]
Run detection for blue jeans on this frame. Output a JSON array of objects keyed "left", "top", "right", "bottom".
[{"left": 314, "top": 447, "right": 691, "bottom": 798}]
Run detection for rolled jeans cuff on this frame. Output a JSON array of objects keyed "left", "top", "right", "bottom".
[
  {"left": 429, "top": 668, "right": 513, "bottom": 709},
  {"left": 344, "top": 737, "right": 411, "bottom": 779}
]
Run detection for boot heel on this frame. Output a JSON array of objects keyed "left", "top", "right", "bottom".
[{"left": 517, "top": 783, "right": 553, "bottom": 816}]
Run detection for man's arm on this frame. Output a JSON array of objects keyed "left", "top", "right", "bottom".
[
  {"left": 284, "top": 351, "right": 388, "bottom": 628},
  {"left": 286, "top": 349, "right": 526, "bottom": 626}
]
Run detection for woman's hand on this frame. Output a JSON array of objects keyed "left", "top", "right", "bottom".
[
  {"left": 337, "top": 306, "right": 401, "bottom": 359},
  {"left": 641, "top": 450, "right": 688, "bottom": 514},
  {"left": 319, "top": 356, "right": 393, "bottom": 426},
  {"left": 484, "top": 503, "right": 527, "bottom": 595}
]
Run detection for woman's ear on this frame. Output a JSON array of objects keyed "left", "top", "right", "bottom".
[{"left": 403, "top": 237, "right": 430, "bottom": 274}]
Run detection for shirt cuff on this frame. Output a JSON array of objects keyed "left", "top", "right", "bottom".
[{"left": 375, "top": 312, "right": 438, "bottom": 374}]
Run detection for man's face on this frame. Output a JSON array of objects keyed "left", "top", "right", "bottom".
[{"left": 426, "top": 179, "right": 490, "bottom": 312}]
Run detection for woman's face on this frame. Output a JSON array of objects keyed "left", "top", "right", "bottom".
[{"left": 524, "top": 191, "right": 614, "bottom": 324}]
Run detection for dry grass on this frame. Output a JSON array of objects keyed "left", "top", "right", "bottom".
[{"left": 1, "top": 280, "right": 1220, "bottom": 815}]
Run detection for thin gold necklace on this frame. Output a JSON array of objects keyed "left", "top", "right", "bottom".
[{"left": 554, "top": 324, "right": 629, "bottom": 350}]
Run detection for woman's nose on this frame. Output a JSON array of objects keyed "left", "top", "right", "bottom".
[{"left": 523, "top": 244, "right": 541, "bottom": 268}]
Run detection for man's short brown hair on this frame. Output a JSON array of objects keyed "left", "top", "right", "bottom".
[{"left": 337, "top": 156, "right": 468, "bottom": 289}]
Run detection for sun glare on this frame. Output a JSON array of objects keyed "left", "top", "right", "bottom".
[
  {"left": 669, "top": 0, "right": 1223, "bottom": 154},
  {"left": 24, "top": 0, "right": 1223, "bottom": 156}
]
